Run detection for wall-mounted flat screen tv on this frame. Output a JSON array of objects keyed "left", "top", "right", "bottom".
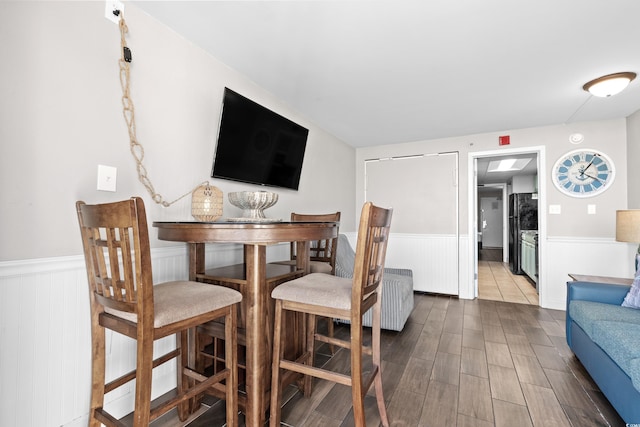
[{"left": 211, "top": 88, "right": 309, "bottom": 191}]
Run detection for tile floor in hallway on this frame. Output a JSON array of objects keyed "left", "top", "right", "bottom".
[{"left": 478, "top": 248, "right": 539, "bottom": 306}]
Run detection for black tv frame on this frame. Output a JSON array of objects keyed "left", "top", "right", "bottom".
[{"left": 211, "top": 88, "right": 308, "bottom": 191}]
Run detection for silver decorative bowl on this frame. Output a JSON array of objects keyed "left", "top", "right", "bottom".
[{"left": 228, "top": 191, "right": 278, "bottom": 220}]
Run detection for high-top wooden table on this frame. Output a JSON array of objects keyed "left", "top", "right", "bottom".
[{"left": 153, "top": 220, "right": 338, "bottom": 427}]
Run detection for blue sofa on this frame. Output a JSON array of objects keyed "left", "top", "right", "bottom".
[{"left": 566, "top": 281, "right": 640, "bottom": 423}]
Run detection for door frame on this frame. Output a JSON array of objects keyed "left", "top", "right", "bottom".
[{"left": 467, "top": 146, "right": 547, "bottom": 304}]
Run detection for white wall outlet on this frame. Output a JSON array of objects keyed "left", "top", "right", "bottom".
[
  {"left": 587, "top": 204, "right": 596, "bottom": 215},
  {"left": 549, "top": 204, "right": 561, "bottom": 215},
  {"left": 97, "top": 165, "right": 117, "bottom": 192},
  {"left": 105, "top": 0, "right": 124, "bottom": 24}
]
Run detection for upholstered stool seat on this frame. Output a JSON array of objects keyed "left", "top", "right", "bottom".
[{"left": 104, "top": 281, "right": 241, "bottom": 327}]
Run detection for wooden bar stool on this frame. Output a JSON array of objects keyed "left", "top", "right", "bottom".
[
  {"left": 271, "top": 211, "right": 341, "bottom": 274},
  {"left": 194, "top": 260, "right": 304, "bottom": 415},
  {"left": 270, "top": 211, "right": 341, "bottom": 351},
  {"left": 76, "top": 197, "right": 241, "bottom": 427},
  {"left": 269, "top": 202, "right": 392, "bottom": 427}
]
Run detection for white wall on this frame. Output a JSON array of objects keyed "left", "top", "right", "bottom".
[
  {"left": 511, "top": 174, "right": 536, "bottom": 193},
  {"left": 627, "top": 109, "right": 640, "bottom": 209},
  {"left": 0, "top": 1, "right": 356, "bottom": 262},
  {"left": 356, "top": 119, "right": 633, "bottom": 309},
  {"left": 356, "top": 119, "right": 629, "bottom": 237}
]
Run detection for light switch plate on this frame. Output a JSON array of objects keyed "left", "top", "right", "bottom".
[
  {"left": 97, "top": 165, "right": 117, "bottom": 192},
  {"left": 588, "top": 204, "right": 596, "bottom": 215},
  {"left": 549, "top": 204, "right": 561, "bottom": 215}
]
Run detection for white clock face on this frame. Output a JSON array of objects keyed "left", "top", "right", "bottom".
[{"left": 552, "top": 149, "right": 615, "bottom": 198}]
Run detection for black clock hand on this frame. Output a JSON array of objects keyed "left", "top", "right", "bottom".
[
  {"left": 583, "top": 154, "right": 599, "bottom": 173},
  {"left": 584, "top": 173, "right": 602, "bottom": 182}
]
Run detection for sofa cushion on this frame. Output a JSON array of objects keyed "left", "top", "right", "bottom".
[
  {"left": 569, "top": 300, "right": 640, "bottom": 340},
  {"left": 591, "top": 321, "right": 640, "bottom": 392},
  {"left": 334, "top": 234, "right": 414, "bottom": 331},
  {"left": 621, "top": 254, "right": 640, "bottom": 309},
  {"left": 335, "top": 234, "right": 356, "bottom": 278},
  {"left": 341, "top": 269, "right": 414, "bottom": 331}
]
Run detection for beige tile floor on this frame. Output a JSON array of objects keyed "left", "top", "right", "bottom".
[{"left": 478, "top": 248, "right": 539, "bottom": 305}]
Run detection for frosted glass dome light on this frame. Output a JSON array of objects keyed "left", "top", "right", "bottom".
[{"left": 583, "top": 72, "right": 636, "bottom": 97}]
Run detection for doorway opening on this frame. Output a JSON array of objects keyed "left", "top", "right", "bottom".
[
  {"left": 478, "top": 183, "right": 507, "bottom": 262},
  {"left": 468, "top": 146, "right": 547, "bottom": 306}
]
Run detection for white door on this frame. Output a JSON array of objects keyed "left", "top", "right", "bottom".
[
  {"left": 365, "top": 152, "right": 459, "bottom": 295},
  {"left": 480, "top": 196, "right": 503, "bottom": 248}
]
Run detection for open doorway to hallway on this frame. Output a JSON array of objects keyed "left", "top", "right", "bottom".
[
  {"left": 471, "top": 148, "right": 544, "bottom": 306},
  {"left": 477, "top": 183, "right": 537, "bottom": 304},
  {"left": 478, "top": 247, "right": 539, "bottom": 304}
]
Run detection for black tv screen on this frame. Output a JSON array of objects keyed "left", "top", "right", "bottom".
[{"left": 211, "top": 88, "right": 309, "bottom": 190}]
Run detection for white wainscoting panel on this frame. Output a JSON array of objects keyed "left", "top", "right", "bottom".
[
  {"left": 542, "top": 236, "right": 635, "bottom": 310},
  {"left": 343, "top": 232, "right": 460, "bottom": 295},
  {"left": 0, "top": 242, "right": 289, "bottom": 427},
  {"left": 341, "top": 233, "right": 634, "bottom": 310}
]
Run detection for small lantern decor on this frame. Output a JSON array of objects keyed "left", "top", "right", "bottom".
[{"left": 191, "top": 183, "right": 223, "bottom": 221}]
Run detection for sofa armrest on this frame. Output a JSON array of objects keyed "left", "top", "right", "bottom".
[
  {"left": 566, "top": 281, "right": 631, "bottom": 346},
  {"left": 567, "top": 281, "right": 630, "bottom": 306}
]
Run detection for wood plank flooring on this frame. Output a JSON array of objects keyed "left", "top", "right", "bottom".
[{"left": 153, "top": 293, "right": 626, "bottom": 427}]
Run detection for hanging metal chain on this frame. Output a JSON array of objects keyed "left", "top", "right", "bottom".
[{"left": 118, "top": 13, "right": 204, "bottom": 207}]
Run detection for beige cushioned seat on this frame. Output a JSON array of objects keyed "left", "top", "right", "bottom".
[
  {"left": 271, "top": 273, "right": 353, "bottom": 309},
  {"left": 106, "top": 281, "right": 242, "bottom": 327}
]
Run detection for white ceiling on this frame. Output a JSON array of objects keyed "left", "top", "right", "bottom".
[{"left": 131, "top": 0, "right": 640, "bottom": 148}]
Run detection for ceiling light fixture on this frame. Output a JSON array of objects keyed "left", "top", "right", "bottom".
[
  {"left": 487, "top": 158, "right": 531, "bottom": 172},
  {"left": 583, "top": 72, "right": 637, "bottom": 97}
]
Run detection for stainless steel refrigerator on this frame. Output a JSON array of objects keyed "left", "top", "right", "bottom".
[{"left": 508, "top": 193, "right": 538, "bottom": 274}]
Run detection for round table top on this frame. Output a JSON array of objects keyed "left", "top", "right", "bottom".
[{"left": 153, "top": 220, "right": 339, "bottom": 244}]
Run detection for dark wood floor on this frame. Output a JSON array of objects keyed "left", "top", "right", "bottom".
[{"left": 156, "top": 293, "right": 625, "bottom": 427}]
